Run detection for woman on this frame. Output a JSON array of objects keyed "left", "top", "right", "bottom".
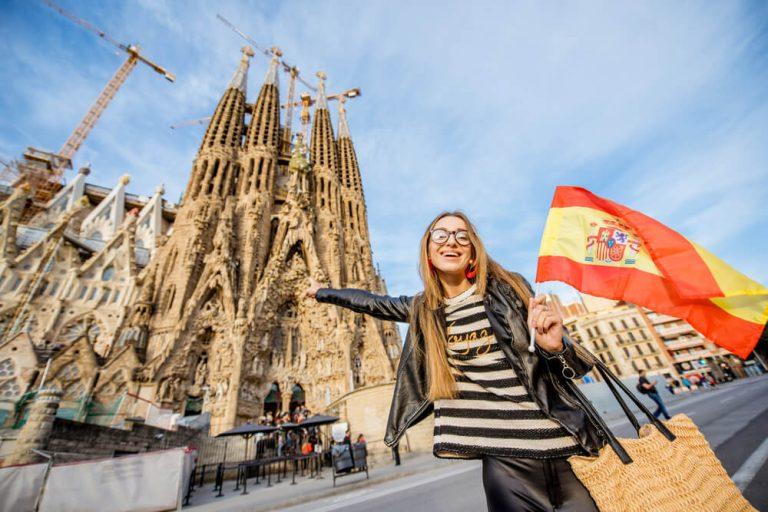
[{"left": 306, "top": 211, "right": 604, "bottom": 511}]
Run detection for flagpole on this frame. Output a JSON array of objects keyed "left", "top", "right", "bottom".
[{"left": 528, "top": 283, "right": 540, "bottom": 353}]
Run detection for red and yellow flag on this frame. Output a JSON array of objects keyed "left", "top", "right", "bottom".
[{"left": 536, "top": 186, "right": 768, "bottom": 359}]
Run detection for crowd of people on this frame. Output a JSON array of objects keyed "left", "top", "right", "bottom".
[
  {"left": 664, "top": 361, "right": 745, "bottom": 395},
  {"left": 249, "top": 405, "right": 366, "bottom": 465}
]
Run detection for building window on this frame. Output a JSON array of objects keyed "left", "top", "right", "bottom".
[
  {"left": 88, "top": 288, "right": 98, "bottom": 301},
  {"left": 621, "top": 319, "right": 628, "bottom": 329},
  {"left": 641, "top": 330, "right": 648, "bottom": 340},
  {"left": 614, "top": 365, "right": 623, "bottom": 376},
  {"left": 78, "top": 286, "right": 88, "bottom": 300},
  {"left": 616, "top": 333, "right": 623, "bottom": 343},
  {"left": 655, "top": 356, "right": 663, "bottom": 366},
  {"left": 586, "top": 327, "right": 593, "bottom": 337},
  {"left": 101, "top": 266, "right": 115, "bottom": 281},
  {"left": 633, "top": 317, "right": 640, "bottom": 327},
  {"left": 11, "top": 277, "right": 22, "bottom": 291},
  {"left": 111, "top": 290, "right": 120, "bottom": 303},
  {"left": 623, "top": 347, "right": 630, "bottom": 357},
  {"left": 628, "top": 331, "right": 635, "bottom": 341},
  {"left": 594, "top": 326, "right": 601, "bottom": 336},
  {"left": 599, "top": 353, "right": 606, "bottom": 363},
  {"left": 644, "top": 358, "right": 651, "bottom": 369},
  {"left": 609, "top": 321, "right": 616, "bottom": 332},
  {"left": 49, "top": 281, "right": 59, "bottom": 296},
  {"left": 632, "top": 360, "right": 640, "bottom": 372},
  {"left": 636, "top": 345, "right": 644, "bottom": 355}
]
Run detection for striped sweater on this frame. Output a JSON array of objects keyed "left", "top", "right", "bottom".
[{"left": 432, "top": 284, "right": 582, "bottom": 459}]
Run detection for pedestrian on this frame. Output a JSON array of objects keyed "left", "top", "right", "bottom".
[
  {"left": 307, "top": 211, "right": 603, "bottom": 511},
  {"left": 356, "top": 433, "right": 366, "bottom": 444},
  {"left": 637, "top": 369, "right": 672, "bottom": 420},
  {"left": 681, "top": 376, "right": 693, "bottom": 391}
]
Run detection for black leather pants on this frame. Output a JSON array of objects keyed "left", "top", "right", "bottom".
[{"left": 482, "top": 456, "right": 599, "bottom": 512}]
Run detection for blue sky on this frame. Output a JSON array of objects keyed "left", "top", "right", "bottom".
[{"left": 1, "top": 0, "right": 767, "bottom": 304}]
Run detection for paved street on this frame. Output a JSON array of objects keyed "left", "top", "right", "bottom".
[{"left": 273, "top": 375, "right": 768, "bottom": 512}]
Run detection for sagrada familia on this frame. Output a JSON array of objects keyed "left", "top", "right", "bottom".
[{"left": 0, "top": 47, "right": 402, "bottom": 435}]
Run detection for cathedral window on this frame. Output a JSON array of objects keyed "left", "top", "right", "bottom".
[
  {"left": 0, "top": 379, "right": 20, "bottom": 399},
  {"left": 88, "top": 288, "right": 98, "bottom": 301},
  {"left": 0, "top": 358, "right": 15, "bottom": 377},
  {"left": 207, "top": 159, "right": 220, "bottom": 195},
  {"left": 101, "top": 266, "right": 115, "bottom": 281},
  {"left": 78, "top": 286, "right": 88, "bottom": 300},
  {"left": 11, "top": 277, "right": 22, "bottom": 291},
  {"left": 34, "top": 279, "right": 49, "bottom": 299},
  {"left": 255, "top": 157, "right": 264, "bottom": 190},
  {"left": 98, "top": 288, "right": 110, "bottom": 306},
  {"left": 111, "top": 290, "right": 120, "bottom": 303}
]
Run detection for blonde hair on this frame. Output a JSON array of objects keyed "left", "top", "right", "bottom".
[{"left": 411, "top": 211, "right": 533, "bottom": 401}]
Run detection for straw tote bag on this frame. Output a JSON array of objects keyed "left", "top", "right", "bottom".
[{"left": 566, "top": 360, "right": 756, "bottom": 512}]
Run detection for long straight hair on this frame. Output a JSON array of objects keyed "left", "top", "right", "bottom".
[{"left": 411, "top": 211, "right": 533, "bottom": 401}]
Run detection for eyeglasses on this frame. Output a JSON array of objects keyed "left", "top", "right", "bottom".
[{"left": 429, "top": 228, "right": 471, "bottom": 246}]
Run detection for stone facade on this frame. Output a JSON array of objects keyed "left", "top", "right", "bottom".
[{"left": 0, "top": 46, "right": 402, "bottom": 436}]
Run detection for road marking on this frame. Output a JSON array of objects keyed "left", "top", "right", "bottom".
[
  {"left": 299, "top": 463, "right": 479, "bottom": 512},
  {"left": 732, "top": 436, "right": 768, "bottom": 491}
]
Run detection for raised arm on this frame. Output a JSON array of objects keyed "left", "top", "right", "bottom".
[{"left": 307, "top": 278, "right": 412, "bottom": 323}]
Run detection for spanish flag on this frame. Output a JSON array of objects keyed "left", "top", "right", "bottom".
[{"left": 536, "top": 186, "right": 768, "bottom": 359}]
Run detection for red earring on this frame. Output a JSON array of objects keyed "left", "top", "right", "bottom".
[
  {"left": 427, "top": 259, "right": 435, "bottom": 272},
  {"left": 465, "top": 260, "right": 477, "bottom": 279}
]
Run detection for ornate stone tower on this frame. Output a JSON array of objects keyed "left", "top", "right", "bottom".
[{"left": 133, "top": 48, "right": 400, "bottom": 434}]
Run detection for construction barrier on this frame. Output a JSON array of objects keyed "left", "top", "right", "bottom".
[{"left": 0, "top": 462, "right": 48, "bottom": 512}]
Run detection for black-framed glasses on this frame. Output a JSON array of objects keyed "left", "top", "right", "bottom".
[{"left": 429, "top": 228, "right": 471, "bottom": 246}]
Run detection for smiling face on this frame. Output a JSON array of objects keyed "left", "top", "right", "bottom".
[{"left": 428, "top": 215, "right": 474, "bottom": 276}]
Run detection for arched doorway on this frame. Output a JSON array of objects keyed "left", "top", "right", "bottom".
[
  {"left": 263, "top": 382, "right": 281, "bottom": 417},
  {"left": 289, "top": 383, "right": 305, "bottom": 415}
]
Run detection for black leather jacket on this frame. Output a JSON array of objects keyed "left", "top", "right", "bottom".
[{"left": 316, "top": 275, "right": 609, "bottom": 456}]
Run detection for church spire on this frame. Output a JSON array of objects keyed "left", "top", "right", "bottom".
[
  {"left": 198, "top": 46, "right": 251, "bottom": 152},
  {"left": 337, "top": 97, "right": 361, "bottom": 192},
  {"left": 310, "top": 71, "right": 338, "bottom": 171},
  {"left": 245, "top": 47, "right": 281, "bottom": 150},
  {"left": 184, "top": 46, "right": 251, "bottom": 202}
]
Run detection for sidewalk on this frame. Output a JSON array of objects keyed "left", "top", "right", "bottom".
[{"left": 185, "top": 451, "right": 460, "bottom": 512}]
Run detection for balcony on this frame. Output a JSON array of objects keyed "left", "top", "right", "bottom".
[
  {"left": 664, "top": 338, "right": 705, "bottom": 351},
  {"left": 673, "top": 349, "right": 710, "bottom": 363},
  {"left": 655, "top": 323, "right": 695, "bottom": 338}
]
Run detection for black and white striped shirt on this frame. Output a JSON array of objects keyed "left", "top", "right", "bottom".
[{"left": 433, "top": 284, "right": 582, "bottom": 459}]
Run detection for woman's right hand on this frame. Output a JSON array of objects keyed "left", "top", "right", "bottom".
[{"left": 306, "top": 277, "right": 322, "bottom": 299}]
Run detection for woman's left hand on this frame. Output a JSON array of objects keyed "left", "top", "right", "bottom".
[{"left": 528, "top": 296, "right": 565, "bottom": 353}]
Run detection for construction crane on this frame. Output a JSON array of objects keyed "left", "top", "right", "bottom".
[
  {"left": 1, "top": 0, "right": 176, "bottom": 212},
  {"left": 43, "top": 0, "right": 175, "bottom": 162},
  {"left": 283, "top": 84, "right": 362, "bottom": 140}
]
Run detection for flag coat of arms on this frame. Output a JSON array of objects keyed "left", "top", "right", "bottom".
[{"left": 536, "top": 186, "right": 768, "bottom": 359}]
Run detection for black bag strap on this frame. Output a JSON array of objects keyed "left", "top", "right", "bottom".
[
  {"left": 602, "top": 367, "right": 642, "bottom": 434},
  {"left": 591, "top": 360, "right": 677, "bottom": 453}
]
